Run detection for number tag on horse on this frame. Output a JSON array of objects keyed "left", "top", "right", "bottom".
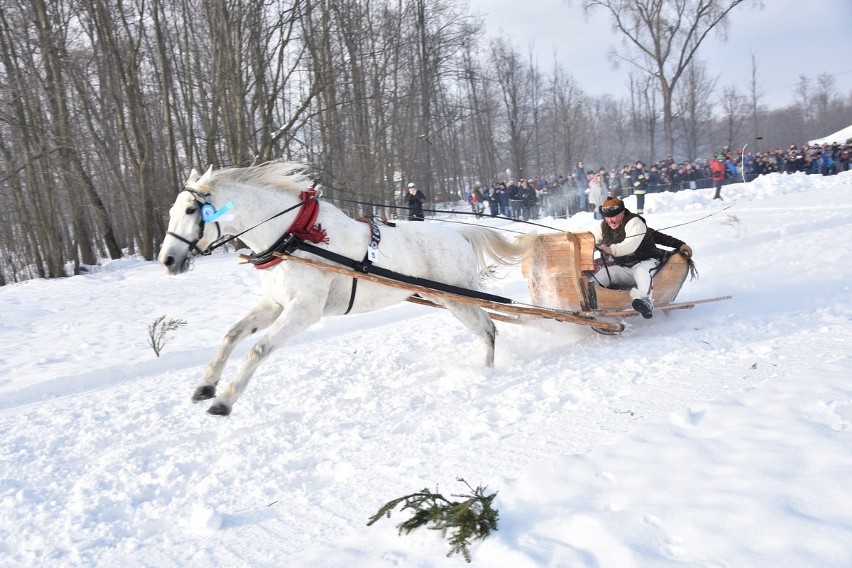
[
  {"left": 367, "top": 217, "right": 381, "bottom": 262},
  {"left": 201, "top": 201, "right": 235, "bottom": 222},
  {"left": 367, "top": 243, "right": 379, "bottom": 262}
]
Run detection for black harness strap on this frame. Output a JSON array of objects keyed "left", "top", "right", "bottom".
[
  {"left": 287, "top": 239, "right": 513, "bottom": 305},
  {"left": 343, "top": 217, "right": 384, "bottom": 314}
]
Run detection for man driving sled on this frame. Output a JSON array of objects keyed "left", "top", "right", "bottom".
[{"left": 591, "top": 197, "right": 693, "bottom": 318}]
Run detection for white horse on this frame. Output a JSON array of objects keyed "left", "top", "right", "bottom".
[{"left": 158, "top": 162, "right": 530, "bottom": 416}]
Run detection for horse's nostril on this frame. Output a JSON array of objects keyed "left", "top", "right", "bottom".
[{"left": 164, "top": 256, "right": 174, "bottom": 267}]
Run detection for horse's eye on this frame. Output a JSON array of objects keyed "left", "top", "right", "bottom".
[{"left": 186, "top": 206, "right": 197, "bottom": 215}]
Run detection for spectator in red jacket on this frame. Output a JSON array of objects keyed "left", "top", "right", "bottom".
[{"left": 709, "top": 154, "right": 726, "bottom": 200}]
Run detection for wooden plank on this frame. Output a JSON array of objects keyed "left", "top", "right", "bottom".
[
  {"left": 273, "top": 252, "right": 624, "bottom": 332},
  {"left": 406, "top": 295, "right": 524, "bottom": 324}
]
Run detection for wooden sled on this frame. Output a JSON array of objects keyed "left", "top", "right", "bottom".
[{"left": 521, "top": 231, "right": 731, "bottom": 326}]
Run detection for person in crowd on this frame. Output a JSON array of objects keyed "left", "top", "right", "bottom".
[
  {"left": 536, "top": 176, "right": 550, "bottom": 216},
  {"left": 591, "top": 197, "right": 692, "bottom": 319},
  {"left": 709, "top": 154, "right": 726, "bottom": 200},
  {"left": 406, "top": 182, "right": 425, "bottom": 221},
  {"left": 508, "top": 180, "right": 523, "bottom": 220},
  {"left": 680, "top": 162, "right": 698, "bottom": 189},
  {"left": 619, "top": 165, "right": 632, "bottom": 196},
  {"left": 648, "top": 164, "right": 661, "bottom": 191},
  {"left": 469, "top": 182, "right": 485, "bottom": 218},
  {"left": 819, "top": 145, "right": 837, "bottom": 176},
  {"left": 840, "top": 146, "right": 850, "bottom": 172},
  {"left": 629, "top": 160, "right": 649, "bottom": 214},
  {"left": 659, "top": 165, "right": 673, "bottom": 187},
  {"left": 521, "top": 179, "right": 538, "bottom": 220},
  {"left": 607, "top": 170, "right": 623, "bottom": 198},
  {"left": 723, "top": 154, "right": 738, "bottom": 179},
  {"left": 741, "top": 150, "right": 755, "bottom": 175},
  {"left": 587, "top": 172, "right": 608, "bottom": 219},
  {"left": 573, "top": 161, "right": 588, "bottom": 213},
  {"left": 496, "top": 181, "right": 511, "bottom": 217},
  {"left": 487, "top": 184, "right": 499, "bottom": 217}
]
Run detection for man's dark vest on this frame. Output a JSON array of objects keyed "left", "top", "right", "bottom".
[{"left": 601, "top": 212, "right": 661, "bottom": 267}]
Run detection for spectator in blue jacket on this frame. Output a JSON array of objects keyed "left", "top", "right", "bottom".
[
  {"left": 820, "top": 146, "right": 836, "bottom": 175},
  {"left": 573, "top": 161, "right": 588, "bottom": 213},
  {"left": 724, "top": 156, "right": 738, "bottom": 178}
]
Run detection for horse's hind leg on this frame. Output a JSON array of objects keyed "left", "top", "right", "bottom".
[
  {"left": 441, "top": 301, "right": 497, "bottom": 368},
  {"left": 192, "top": 300, "right": 283, "bottom": 403}
]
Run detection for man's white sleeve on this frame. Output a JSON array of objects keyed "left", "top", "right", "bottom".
[{"left": 610, "top": 217, "right": 646, "bottom": 257}]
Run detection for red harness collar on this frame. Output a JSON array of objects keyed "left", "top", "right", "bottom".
[
  {"left": 289, "top": 189, "right": 328, "bottom": 244},
  {"left": 252, "top": 189, "right": 327, "bottom": 270}
]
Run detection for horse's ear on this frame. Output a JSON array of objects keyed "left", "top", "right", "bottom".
[
  {"left": 198, "top": 165, "right": 214, "bottom": 185},
  {"left": 186, "top": 168, "right": 201, "bottom": 186}
]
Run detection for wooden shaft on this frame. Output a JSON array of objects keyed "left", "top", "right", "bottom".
[{"left": 273, "top": 252, "right": 623, "bottom": 332}]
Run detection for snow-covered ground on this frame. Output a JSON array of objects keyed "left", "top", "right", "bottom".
[{"left": 2, "top": 171, "right": 851, "bottom": 567}]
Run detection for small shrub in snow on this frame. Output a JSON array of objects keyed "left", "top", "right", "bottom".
[
  {"left": 723, "top": 214, "right": 744, "bottom": 237},
  {"left": 147, "top": 315, "right": 187, "bottom": 357}
]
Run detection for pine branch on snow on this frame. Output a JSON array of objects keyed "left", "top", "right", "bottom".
[{"left": 367, "top": 478, "right": 499, "bottom": 563}]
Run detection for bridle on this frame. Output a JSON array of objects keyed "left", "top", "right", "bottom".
[{"left": 166, "top": 189, "right": 225, "bottom": 257}]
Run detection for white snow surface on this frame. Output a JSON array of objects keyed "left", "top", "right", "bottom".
[{"left": 2, "top": 171, "right": 852, "bottom": 567}]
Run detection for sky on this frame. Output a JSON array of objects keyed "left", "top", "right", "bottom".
[
  {"left": 2, "top": 169, "right": 852, "bottom": 566},
  {"left": 470, "top": 0, "right": 852, "bottom": 109}
]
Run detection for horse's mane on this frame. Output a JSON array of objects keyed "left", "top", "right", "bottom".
[{"left": 188, "top": 162, "right": 313, "bottom": 196}]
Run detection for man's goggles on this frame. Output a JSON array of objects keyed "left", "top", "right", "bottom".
[{"left": 600, "top": 204, "right": 625, "bottom": 217}]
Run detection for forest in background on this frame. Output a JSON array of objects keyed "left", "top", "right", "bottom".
[{"left": 1, "top": 0, "right": 850, "bottom": 285}]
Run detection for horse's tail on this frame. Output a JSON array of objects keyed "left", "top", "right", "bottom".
[{"left": 456, "top": 226, "right": 533, "bottom": 272}]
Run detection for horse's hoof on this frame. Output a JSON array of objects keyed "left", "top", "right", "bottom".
[
  {"left": 207, "top": 403, "right": 231, "bottom": 416},
  {"left": 192, "top": 385, "right": 216, "bottom": 402}
]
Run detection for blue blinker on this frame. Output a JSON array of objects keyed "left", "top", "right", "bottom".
[{"left": 201, "top": 201, "right": 235, "bottom": 222}]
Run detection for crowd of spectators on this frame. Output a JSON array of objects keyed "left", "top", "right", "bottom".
[{"left": 465, "top": 139, "right": 852, "bottom": 221}]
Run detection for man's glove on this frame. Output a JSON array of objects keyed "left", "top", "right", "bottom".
[{"left": 678, "top": 244, "right": 693, "bottom": 258}]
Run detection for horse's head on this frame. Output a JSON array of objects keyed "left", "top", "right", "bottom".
[
  {"left": 158, "top": 166, "right": 222, "bottom": 274},
  {"left": 158, "top": 161, "right": 317, "bottom": 274}
]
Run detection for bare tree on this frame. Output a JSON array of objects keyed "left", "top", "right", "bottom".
[
  {"left": 674, "top": 57, "right": 717, "bottom": 159},
  {"left": 813, "top": 73, "right": 839, "bottom": 135},
  {"left": 490, "top": 37, "right": 535, "bottom": 180},
  {"left": 718, "top": 85, "right": 747, "bottom": 150},
  {"left": 583, "top": 0, "right": 750, "bottom": 157},
  {"left": 459, "top": 30, "right": 500, "bottom": 184},
  {"left": 747, "top": 52, "right": 764, "bottom": 149},
  {"left": 794, "top": 74, "right": 812, "bottom": 125},
  {"left": 549, "top": 60, "right": 592, "bottom": 175}
]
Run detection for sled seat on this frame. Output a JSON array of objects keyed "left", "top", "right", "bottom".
[{"left": 522, "top": 231, "right": 690, "bottom": 312}]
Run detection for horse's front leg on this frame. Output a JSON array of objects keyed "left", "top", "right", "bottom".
[
  {"left": 191, "top": 299, "right": 283, "bottom": 403},
  {"left": 206, "top": 300, "right": 323, "bottom": 416}
]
